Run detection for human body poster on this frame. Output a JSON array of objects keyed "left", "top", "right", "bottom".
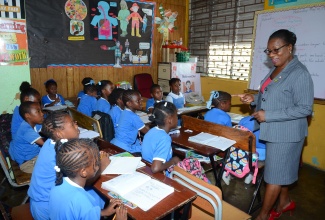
[{"left": 0, "top": 18, "right": 28, "bottom": 65}]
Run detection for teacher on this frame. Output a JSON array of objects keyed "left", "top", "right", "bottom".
[{"left": 239, "top": 29, "right": 314, "bottom": 220}]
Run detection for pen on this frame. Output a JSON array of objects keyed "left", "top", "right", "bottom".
[{"left": 112, "top": 214, "right": 116, "bottom": 220}]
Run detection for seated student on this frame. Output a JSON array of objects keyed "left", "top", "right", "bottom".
[
  {"left": 96, "top": 80, "right": 114, "bottom": 114},
  {"left": 42, "top": 79, "right": 65, "bottom": 107},
  {"left": 204, "top": 91, "right": 232, "bottom": 127},
  {"left": 28, "top": 112, "right": 110, "bottom": 219},
  {"left": 108, "top": 88, "right": 125, "bottom": 132},
  {"left": 111, "top": 90, "right": 149, "bottom": 153},
  {"left": 77, "top": 84, "right": 97, "bottom": 117},
  {"left": 146, "top": 84, "right": 163, "bottom": 113},
  {"left": 76, "top": 77, "right": 94, "bottom": 107},
  {"left": 49, "top": 139, "right": 127, "bottom": 220},
  {"left": 9, "top": 101, "right": 45, "bottom": 173},
  {"left": 142, "top": 102, "right": 181, "bottom": 175},
  {"left": 11, "top": 81, "right": 41, "bottom": 140},
  {"left": 165, "top": 78, "right": 185, "bottom": 109}
]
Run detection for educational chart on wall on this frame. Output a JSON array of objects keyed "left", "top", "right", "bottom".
[
  {"left": 250, "top": 3, "right": 325, "bottom": 99},
  {"left": 0, "top": 18, "right": 28, "bottom": 65},
  {"left": 0, "top": 0, "right": 24, "bottom": 19},
  {"left": 265, "top": 0, "right": 325, "bottom": 9},
  {"left": 26, "top": 0, "right": 155, "bottom": 68}
]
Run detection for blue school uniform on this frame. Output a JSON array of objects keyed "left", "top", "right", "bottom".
[
  {"left": 110, "top": 108, "right": 144, "bottom": 153},
  {"left": 77, "top": 90, "right": 85, "bottom": 100},
  {"left": 142, "top": 127, "right": 172, "bottom": 165},
  {"left": 9, "top": 120, "right": 42, "bottom": 165},
  {"left": 239, "top": 116, "right": 266, "bottom": 161},
  {"left": 49, "top": 177, "right": 101, "bottom": 220},
  {"left": 28, "top": 139, "right": 56, "bottom": 219},
  {"left": 204, "top": 108, "right": 232, "bottom": 127},
  {"left": 146, "top": 98, "right": 155, "bottom": 111},
  {"left": 77, "top": 94, "right": 97, "bottom": 117},
  {"left": 108, "top": 105, "right": 123, "bottom": 131},
  {"left": 42, "top": 94, "right": 65, "bottom": 107},
  {"left": 96, "top": 97, "right": 111, "bottom": 114},
  {"left": 165, "top": 92, "right": 185, "bottom": 109}
]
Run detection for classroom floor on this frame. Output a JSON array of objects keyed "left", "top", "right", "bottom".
[{"left": 0, "top": 164, "right": 324, "bottom": 220}]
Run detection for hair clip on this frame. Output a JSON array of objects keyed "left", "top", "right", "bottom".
[
  {"left": 206, "top": 91, "right": 219, "bottom": 109},
  {"left": 85, "top": 80, "right": 95, "bottom": 85},
  {"left": 164, "top": 102, "right": 167, "bottom": 107},
  {"left": 98, "top": 81, "right": 101, "bottom": 86},
  {"left": 54, "top": 165, "right": 61, "bottom": 172},
  {"left": 60, "top": 139, "right": 68, "bottom": 144}
]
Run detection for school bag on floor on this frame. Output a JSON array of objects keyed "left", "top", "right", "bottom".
[{"left": 224, "top": 125, "right": 259, "bottom": 184}]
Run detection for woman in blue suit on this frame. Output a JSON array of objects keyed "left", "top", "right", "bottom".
[{"left": 238, "top": 29, "right": 314, "bottom": 220}]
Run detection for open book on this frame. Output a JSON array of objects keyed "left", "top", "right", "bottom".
[
  {"left": 102, "top": 157, "right": 141, "bottom": 175},
  {"left": 78, "top": 127, "right": 100, "bottom": 139},
  {"left": 188, "top": 132, "right": 236, "bottom": 151},
  {"left": 101, "top": 172, "right": 174, "bottom": 211}
]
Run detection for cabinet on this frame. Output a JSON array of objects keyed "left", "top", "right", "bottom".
[{"left": 157, "top": 62, "right": 172, "bottom": 94}]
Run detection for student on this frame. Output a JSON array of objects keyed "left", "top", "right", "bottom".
[
  {"left": 165, "top": 78, "right": 185, "bottom": 109},
  {"left": 77, "top": 77, "right": 95, "bottom": 106},
  {"left": 108, "top": 88, "right": 125, "bottom": 131},
  {"left": 142, "top": 102, "right": 181, "bottom": 175},
  {"left": 11, "top": 81, "right": 41, "bottom": 140},
  {"left": 49, "top": 139, "right": 127, "bottom": 220},
  {"left": 9, "top": 101, "right": 45, "bottom": 173},
  {"left": 77, "top": 84, "right": 97, "bottom": 117},
  {"left": 42, "top": 79, "right": 65, "bottom": 107},
  {"left": 204, "top": 91, "right": 232, "bottom": 127},
  {"left": 111, "top": 90, "right": 149, "bottom": 153},
  {"left": 96, "top": 80, "right": 114, "bottom": 114},
  {"left": 146, "top": 84, "right": 163, "bottom": 113}
]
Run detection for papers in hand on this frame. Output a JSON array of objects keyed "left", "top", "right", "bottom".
[
  {"left": 188, "top": 132, "right": 236, "bottom": 151},
  {"left": 101, "top": 171, "right": 174, "bottom": 211},
  {"left": 102, "top": 157, "right": 142, "bottom": 174},
  {"left": 78, "top": 127, "right": 100, "bottom": 139}
]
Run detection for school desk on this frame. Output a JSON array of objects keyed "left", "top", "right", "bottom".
[
  {"left": 94, "top": 138, "right": 197, "bottom": 219},
  {"left": 170, "top": 115, "right": 256, "bottom": 190}
]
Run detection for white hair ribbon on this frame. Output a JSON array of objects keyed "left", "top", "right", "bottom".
[
  {"left": 60, "top": 139, "right": 68, "bottom": 144},
  {"left": 54, "top": 166, "right": 61, "bottom": 172}
]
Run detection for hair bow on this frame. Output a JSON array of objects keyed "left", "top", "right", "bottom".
[{"left": 54, "top": 165, "right": 61, "bottom": 172}]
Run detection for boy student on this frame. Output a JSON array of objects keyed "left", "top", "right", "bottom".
[
  {"left": 146, "top": 84, "right": 163, "bottom": 113},
  {"left": 77, "top": 84, "right": 98, "bottom": 117},
  {"left": 9, "top": 101, "right": 45, "bottom": 173},
  {"left": 42, "top": 79, "right": 65, "bottom": 107},
  {"left": 165, "top": 78, "right": 185, "bottom": 109}
]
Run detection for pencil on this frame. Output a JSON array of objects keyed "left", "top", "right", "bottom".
[{"left": 112, "top": 214, "right": 116, "bottom": 220}]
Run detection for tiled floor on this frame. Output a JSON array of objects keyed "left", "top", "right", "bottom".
[{"left": 1, "top": 164, "right": 324, "bottom": 219}]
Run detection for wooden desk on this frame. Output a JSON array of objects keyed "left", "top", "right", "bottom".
[
  {"left": 171, "top": 115, "right": 256, "bottom": 189},
  {"left": 94, "top": 139, "right": 197, "bottom": 220}
]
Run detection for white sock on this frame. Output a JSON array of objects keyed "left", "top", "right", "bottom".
[{"left": 244, "top": 173, "right": 253, "bottom": 184}]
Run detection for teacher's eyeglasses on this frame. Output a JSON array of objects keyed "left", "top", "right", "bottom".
[{"left": 264, "top": 44, "right": 288, "bottom": 55}]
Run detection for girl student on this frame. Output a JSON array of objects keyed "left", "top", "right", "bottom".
[
  {"left": 11, "top": 81, "right": 41, "bottom": 140},
  {"left": 77, "top": 84, "right": 98, "bottom": 117},
  {"left": 76, "top": 77, "right": 94, "bottom": 107},
  {"left": 204, "top": 90, "right": 232, "bottom": 127},
  {"left": 28, "top": 112, "right": 112, "bottom": 219},
  {"left": 49, "top": 139, "right": 127, "bottom": 220},
  {"left": 165, "top": 78, "right": 185, "bottom": 109},
  {"left": 96, "top": 80, "right": 114, "bottom": 114},
  {"left": 108, "top": 88, "right": 125, "bottom": 131},
  {"left": 9, "top": 101, "right": 45, "bottom": 173},
  {"left": 141, "top": 101, "right": 181, "bottom": 174},
  {"left": 146, "top": 84, "right": 163, "bottom": 113},
  {"left": 110, "top": 90, "right": 149, "bottom": 153},
  {"left": 42, "top": 79, "right": 65, "bottom": 107}
]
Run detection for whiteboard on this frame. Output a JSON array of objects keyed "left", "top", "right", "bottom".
[{"left": 249, "top": 3, "right": 325, "bottom": 99}]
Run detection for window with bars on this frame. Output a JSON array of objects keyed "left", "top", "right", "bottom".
[{"left": 189, "top": 0, "right": 264, "bottom": 81}]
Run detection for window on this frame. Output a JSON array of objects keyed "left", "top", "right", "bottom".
[{"left": 189, "top": 0, "right": 264, "bottom": 81}]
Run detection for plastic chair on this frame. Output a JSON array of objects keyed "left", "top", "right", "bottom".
[
  {"left": 133, "top": 73, "right": 154, "bottom": 98},
  {"left": 171, "top": 166, "right": 251, "bottom": 220}
]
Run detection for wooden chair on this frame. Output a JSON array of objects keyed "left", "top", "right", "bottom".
[
  {"left": 181, "top": 115, "right": 265, "bottom": 214},
  {"left": 0, "top": 202, "right": 33, "bottom": 220},
  {"left": 171, "top": 166, "right": 251, "bottom": 220},
  {"left": 67, "top": 107, "right": 103, "bottom": 138}
]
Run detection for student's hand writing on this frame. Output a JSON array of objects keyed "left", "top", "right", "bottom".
[
  {"left": 233, "top": 94, "right": 254, "bottom": 104},
  {"left": 116, "top": 204, "right": 128, "bottom": 220},
  {"left": 101, "top": 199, "right": 122, "bottom": 216},
  {"left": 251, "top": 110, "right": 265, "bottom": 123},
  {"left": 100, "top": 151, "right": 111, "bottom": 173}
]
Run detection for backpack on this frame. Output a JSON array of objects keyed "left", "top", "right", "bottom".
[
  {"left": 92, "top": 111, "right": 115, "bottom": 142},
  {"left": 224, "top": 125, "right": 259, "bottom": 184}
]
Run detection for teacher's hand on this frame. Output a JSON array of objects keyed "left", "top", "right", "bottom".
[
  {"left": 233, "top": 94, "right": 254, "bottom": 104},
  {"left": 252, "top": 110, "right": 265, "bottom": 122}
]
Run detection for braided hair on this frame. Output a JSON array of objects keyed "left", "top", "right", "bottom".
[
  {"left": 149, "top": 101, "right": 177, "bottom": 127},
  {"left": 122, "top": 90, "right": 140, "bottom": 107},
  {"left": 212, "top": 91, "right": 231, "bottom": 108},
  {"left": 54, "top": 138, "right": 100, "bottom": 185},
  {"left": 19, "top": 81, "right": 40, "bottom": 103},
  {"left": 108, "top": 88, "right": 124, "bottom": 106},
  {"left": 41, "top": 111, "right": 70, "bottom": 140}
]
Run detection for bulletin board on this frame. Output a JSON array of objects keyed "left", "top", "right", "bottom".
[
  {"left": 249, "top": 3, "right": 325, "bottom": 99},
  {"left": 26, "top": 0, "right": 155, "bottom": 68}
]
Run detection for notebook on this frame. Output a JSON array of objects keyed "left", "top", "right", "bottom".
[
  {"left": 110, "top": 152, "right": 146, "bottom": 169},
  {"left": 78, "top": 127, "right": 100, "bottom": 139},
  {"left": 101, "top": 157, "right": 141, "bottom": 175},
  {"left": 101, "top": 171, "right": 174, "bottom": 211},
  {"left": 188, "top": 132, "right": 236, "bottom": 151}
]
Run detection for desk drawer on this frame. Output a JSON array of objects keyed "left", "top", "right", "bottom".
[{"left": 158, "top": 64, "right": 171, "bottom": 80}]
